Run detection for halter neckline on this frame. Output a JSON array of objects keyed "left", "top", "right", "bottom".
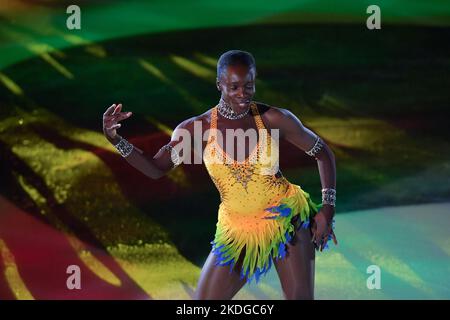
[{"left": 208, "top": 102, "right": 267, "bottom": 164}]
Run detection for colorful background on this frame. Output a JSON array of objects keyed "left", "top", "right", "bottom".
[{"left": 0, "top": 0, "right": 449, "bottom": 299}]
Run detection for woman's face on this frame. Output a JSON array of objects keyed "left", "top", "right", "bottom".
[{"left": 217, "top": 64, "right": 256, "bottom": 113}]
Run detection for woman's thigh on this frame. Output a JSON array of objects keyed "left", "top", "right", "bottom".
[
  {"left": 273, "top": 227, "right": 316, "bottom": 300},
  {"left": 193, "top": 249, "right": 247, "bottom": 300}
]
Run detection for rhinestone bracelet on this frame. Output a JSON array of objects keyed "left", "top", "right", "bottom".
[
  {"left": 305, "top": 136, "right": 324, "bottom": 157},
  {"left": 114, "top": 137, "right": 134, "bottom": 158},
  {"left": 322, "top": 188, "right": 336, "bottom": 207},
  {"left": 159, "top": 144, "right": 182, "bottom": 168}
]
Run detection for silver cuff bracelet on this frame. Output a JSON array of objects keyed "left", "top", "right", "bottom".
[
  {"left": 114, "top": 137, "right": 134, "bottom": 158},
  {"left": 305, "top": 136, "right": 324, "bottom": 157},
  {"left": 322, "top": 188, "right": 336, "bottom": 207},
  {"left": 159, "top": 144, "right": 181, "bottom": 168}
]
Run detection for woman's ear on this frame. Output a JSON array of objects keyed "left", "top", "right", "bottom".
[{"left": 216, "top": 78, "right": 221, "bottom": 91}]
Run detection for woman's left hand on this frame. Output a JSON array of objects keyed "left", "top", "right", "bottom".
[{"left": 311, "top": 208, "right": 338, "bottom": 251}]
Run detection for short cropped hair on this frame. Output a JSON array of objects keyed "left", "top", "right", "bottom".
[{"left": 216, "top": 50, "right": 256, "bottom": 79}]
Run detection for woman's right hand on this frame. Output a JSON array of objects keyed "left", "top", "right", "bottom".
[{"left": 102, "top": 103, "right": 132, "bottom": 142}]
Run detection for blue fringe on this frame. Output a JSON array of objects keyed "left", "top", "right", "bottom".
[
  {"left": 264, "top": 204, "right": 292, "bottom": 219},
  {"left": 209, "top": 209, "right": 337, "bottom": 283}
]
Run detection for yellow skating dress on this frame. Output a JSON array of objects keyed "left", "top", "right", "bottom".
[{"left": 203, "top": 102, "right": 330, "bottom": 283}]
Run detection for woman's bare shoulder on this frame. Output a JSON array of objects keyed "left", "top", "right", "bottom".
[
  {"left": 254, "top": 101, "right": 293, "bottom": 126},
  {"left": 174, "top": 108, "right": 213, "bottom": 134}
]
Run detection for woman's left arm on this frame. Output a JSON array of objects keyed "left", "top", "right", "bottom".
[{"left": 264, "top": 107, "right": 338, "bottom": 250}]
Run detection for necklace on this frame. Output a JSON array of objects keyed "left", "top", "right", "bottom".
[{"left": 217, "top": 98, "right": 250, "bottom": 120}]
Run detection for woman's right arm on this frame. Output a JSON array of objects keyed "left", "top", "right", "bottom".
[{"left": 102, "top": 103, "right": 192, "bottom": 180}]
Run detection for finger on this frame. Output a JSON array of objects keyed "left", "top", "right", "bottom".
[
  {"left": 105, "top": 111, "right": 131, "bottom": 122},
  {"left": 314, "top": 231, "right": 324, "bottom": 250},
  {"left": 104, "top": 122, "right": 116, "bottom": 131},
  {"left": 112, "top": 103, "right": 122, "bottom": 116},
  {"left": 317, "top": 234, "right": 324, "bottom": 251},
  {"left": 104, "top": 104, "right": 116, "bottom": 116},
  {"left": 106, "top": 123, "right": 121, "bottom": 130},
  {"left": 331, "top": 230, "right": 338, "bottom": 245},
  {"left": 113, "top": 112, "right": 132, "bottom": 122},
  {"left": 320, "top": 237, "right": 326, "bottom": 251},
  {"left": 104, "top": 117, "right": 117, "bottom": 126},
  {"left": 311, "top": 234, "right": 319, "bottom": 250},
  {"left": 316, "top": 232, "right": 324, "bottom": 246}
]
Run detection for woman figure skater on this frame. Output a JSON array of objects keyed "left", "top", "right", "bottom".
[{"left": 102, "top": 50, "right": 337, "bottom": 300}]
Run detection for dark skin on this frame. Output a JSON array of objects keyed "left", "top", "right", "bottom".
[{"left": 102, "top": 63, "right": 337, "bottom": 300}]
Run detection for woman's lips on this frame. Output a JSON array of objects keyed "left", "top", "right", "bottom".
[{"left": 237, "top": 99, "right": 251, "bottom": 106}]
